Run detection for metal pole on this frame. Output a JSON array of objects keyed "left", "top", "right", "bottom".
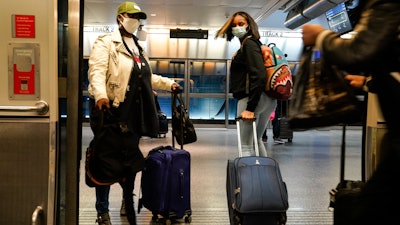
[{"left": 65, "top": 0, "right": 83, "bottom": 224}]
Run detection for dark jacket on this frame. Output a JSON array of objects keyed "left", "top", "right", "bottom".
[
  {"left": 230, "top": 36, "right": 266, "bottom": 112},
  {"left": 317, "top": 0, "right": 400, "bottom": 137}
]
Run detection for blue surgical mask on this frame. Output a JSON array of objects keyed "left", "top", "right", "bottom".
[{"left": 232, "top": 25, "right": 248, "bottom": 38}]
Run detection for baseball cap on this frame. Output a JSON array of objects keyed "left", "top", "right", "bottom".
[{"left": 117, "top": 2, "right": 147, "bottom": 19}]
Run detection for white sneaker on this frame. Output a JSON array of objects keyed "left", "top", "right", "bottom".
[{"left": 274, "top": 138, "right": 285, "bottom": 144}]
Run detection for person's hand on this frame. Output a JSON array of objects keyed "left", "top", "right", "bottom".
[
  {"left": 302, "top": 24, "right": 326, "bottom": 46},
  {"left": 240, "top": 110, "right": 255, "bottom": 121},
  {"left": 344, "top": 75, "right": 366, "bottom": 88},
  {"left": 96, "top": 98, "right": 110, "bottom": 110},
  {"left": 171, "top": 83, "right": 183, "bottom": 93}
]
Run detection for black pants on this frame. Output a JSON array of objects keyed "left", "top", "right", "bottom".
[
  {"left": 263, "top": 109, "right": 280, "bottom": 139},
  {"left": 121, "top": 174, "right": 137, "bottom": 224}
]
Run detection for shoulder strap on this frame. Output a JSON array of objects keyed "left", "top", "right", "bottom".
[
  {"left": 121, "top": 35, "right": 143, "bottom": 56},
  {"left": 132, "top": 36, "right": 144, "bottom": 55}
]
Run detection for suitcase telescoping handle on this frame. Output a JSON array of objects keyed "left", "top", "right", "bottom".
[
  {"left": 171, "top": 86, "right": 184, "bottom": 149},
  {"left": 340, "top": 124, "right": 346, "bottom": 182},
  {"left": 235, "top": 117, "right": 260, "bottom": 157}
]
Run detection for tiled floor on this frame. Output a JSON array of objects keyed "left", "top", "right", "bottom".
[{"left": 79, "top": 125, "right": 363, "bottom": 225}]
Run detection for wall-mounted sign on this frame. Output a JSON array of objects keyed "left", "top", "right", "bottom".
[
  {"left": 8, "top": 43, "right": 40, "bottom": 100},
  {"left": 12, "top": 14, "right": 35, "bottom": 38},
  {"left": 84, "top": 25, "right": 116, "bottom": 33}
]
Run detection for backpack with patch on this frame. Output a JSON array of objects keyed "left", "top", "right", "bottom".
[{"left": 262, "top": 43, "right": 293, "bottom": 100}]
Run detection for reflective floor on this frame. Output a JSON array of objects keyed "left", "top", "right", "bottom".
[{"left": 79, "top": 124, "right": 363, "bottom": 225}]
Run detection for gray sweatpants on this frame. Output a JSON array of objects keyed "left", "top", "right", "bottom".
[{"left": 236, "top": 92, "right": 277, "bottom": 157}]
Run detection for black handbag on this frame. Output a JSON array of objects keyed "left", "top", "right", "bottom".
[
  {"left": 288, "top": 47, "right": 362, "bottom": 129},
  {"left": 85, "top": 109, "right": 145, "bottom": 187},
  {"left": 172, "top": 92, "right": 197, "bottom": 146}
]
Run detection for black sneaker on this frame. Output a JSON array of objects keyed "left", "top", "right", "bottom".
[
  {"left": 262, "top": 136, "right": 268, "bottom": 143},
  {"left": 96, "top": 212, "right": 112, "bottom": 225}
]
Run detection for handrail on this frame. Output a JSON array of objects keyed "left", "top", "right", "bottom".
[
  {"left": 0, "top": 100, "right": 49, "bottom": 115},
  {"left": 32, "top": 206, "right": 43, "bottom": 225}
]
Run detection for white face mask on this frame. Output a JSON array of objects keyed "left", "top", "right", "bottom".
[
  {"left": 120, "top": 16, "right": 140, "bottom": 34},
  {"left": 232, "top": 25, "right": 248, "bottom": 39}
]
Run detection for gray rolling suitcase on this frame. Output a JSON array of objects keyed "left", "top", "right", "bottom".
[
  {"left": 279, "top": 100, "right": 293, "bottom": 142},
  {"left": 226, "top": 118, "right": 289, "bottom": 225},
  {"left": 279, "top": 117, "right": 293, "bottom": 142}
]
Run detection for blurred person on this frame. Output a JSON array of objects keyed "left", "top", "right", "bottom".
[
  {"left": 215, "top": 11, "right": 277, "bottom": 156},
  {"left": 301, "top": 0, "right": 400, "bottom": 224},
  {"left": 88, "top": 2, "right": 180, "bottom": 224}
]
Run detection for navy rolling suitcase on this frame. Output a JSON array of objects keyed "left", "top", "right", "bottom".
[
  {"left": 139, "top": 89, "right": 192, "bottom": 223},
  {"left": 138, "top": 145, "right": 192, "bottom": 223},
  {"left": 227, "top": 118, "right": 288, "bottom": 225}
]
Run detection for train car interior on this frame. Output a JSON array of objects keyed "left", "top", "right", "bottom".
[{"left": 0, "top": 0, "right": 377, "bottom": 225}]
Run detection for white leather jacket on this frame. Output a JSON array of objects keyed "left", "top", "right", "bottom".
[{"left": 88, "top": 30, "right": 175, "bottom": 107}]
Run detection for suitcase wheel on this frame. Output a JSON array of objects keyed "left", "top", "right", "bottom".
[
  {"left": 150, "top": 215, "right": 191, "bottom": 224},
  {"left": 184, "top": 215, "right": 192, "bottom": 223}
]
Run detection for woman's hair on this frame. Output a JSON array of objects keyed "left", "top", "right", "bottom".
[{"left": 215, "top": 11, "right": 260, "bottom": 41}]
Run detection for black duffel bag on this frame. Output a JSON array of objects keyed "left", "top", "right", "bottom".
[{"left": 85, "top": 109, "right": 145, "bottom": 187}]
